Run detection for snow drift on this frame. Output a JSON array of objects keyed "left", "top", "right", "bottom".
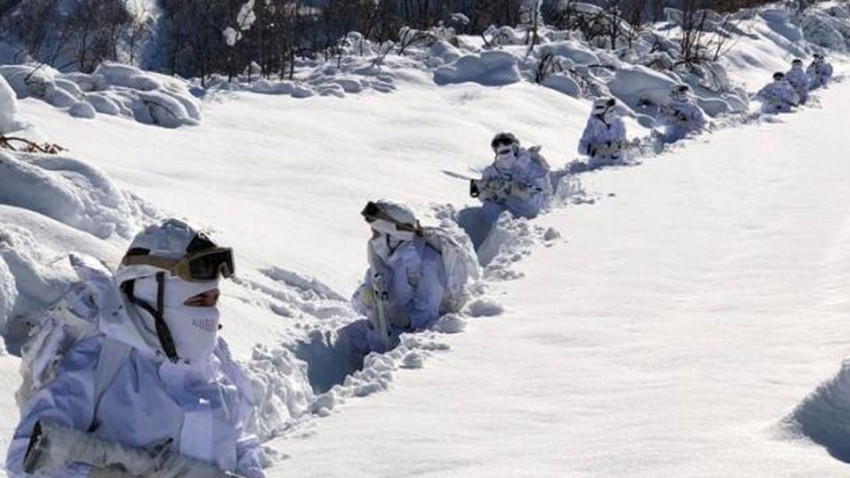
[
  {"left": 787, "top": 362, "right": 850, "bottom": 463},
  {"left": 0, "top": 63, "right": 200, "bottom": 128}
]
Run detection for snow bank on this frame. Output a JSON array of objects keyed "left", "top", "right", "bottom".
[
  {"left": 434, "top": 50, "right": 522, "bottom": 86},
  {"left": 243, "top": 344, "right": 314, "bottom": 441},
  {"left": 787, "top": 362, "right": 850, "bottom": 462},
  {"left": 0, "top": 206, "right": 124, "bottom": 348},
  {"left": 305, "top": 331, "right": 452, "bottom": 417},
  {"left": 607, "top": 64, "right": 678, "bottom": 113},
  {"left": 0, "top": 258, "right": 17, "bottom": 336},
  {"left": 800, "top": 2, "right": 850, "bottom": 51},
  {"left": 0, "top": 63, "right": 200, "bottom": 128},
  {"left": 69, "top": 101, "right": 96, "bottom": 119},
  {"left": 0, "top": 75, "right": 25, "bottom": 134},
  {"left": 465, "top": 298, "right": 504, "bottom": 318},
  {"left": 0, "top": 148, "right": 153, "bottom": 349},
  {"left": 476, "top": 211, "right": 551, "bottom": 281},
  {"left": 0, "top": 152, "right": 143, "bottom": 240}
]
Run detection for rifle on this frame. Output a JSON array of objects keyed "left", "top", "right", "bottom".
[
  {"left": 590, "top": 139, "right": 628, "bottom": 158},
  {"left": 370, "top": 273, "right": 392, "bottom": 351}
]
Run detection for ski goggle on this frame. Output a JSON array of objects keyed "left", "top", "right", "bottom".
[
  {"left": 122, "top": 247, "right": 235, "bottom": 282},
  {"left": 361, "top": 201, "right": 420, "bottom": 234}
]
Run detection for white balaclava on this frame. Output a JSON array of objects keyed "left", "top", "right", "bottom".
[
  {"left": 494, "top": 144, "right": 518, "bottom": 170},
  {"left": 369, "top": 234, "right": 402, "bottom": 263},
  {"left": 133, "top": 275, "right": 221, "bottom": 366},
  {"left": 366, "top": 200, "right": 417, "bottom": 264}
]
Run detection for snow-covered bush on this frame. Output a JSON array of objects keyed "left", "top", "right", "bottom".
[
  {"left": 0, "top": 151, "right": 142, "bottom": 241},
  {"left": 434, "top": 50, "right": 522, "bottom": 86},
  {"left": 800, "top": 4, "right": 850, "bottom": 50},
  {"left": 0, "top": 63, "right": 200, "bottom": 128},
  {"left": 69, "top": 101, "right": 97, "bottom": 119}
]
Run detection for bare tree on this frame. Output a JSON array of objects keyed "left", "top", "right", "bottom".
[{"left": 126, "top": 0, "right": 154, "bottom": 64}]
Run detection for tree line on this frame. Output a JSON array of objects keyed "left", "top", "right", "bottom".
[{"left": 0, "top": 0, "right": 779, "bottom": 81}]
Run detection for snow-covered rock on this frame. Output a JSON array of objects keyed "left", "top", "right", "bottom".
[
  {"left": 0, "top": 62, "right": 201, "bottom": 128},
  {"left": 69, "top": 101, "right": 97, "bottom": 119},
  {"left": 607, "top": 64, "right": 678, "bottom": 112},
  {"left": 86, "top": 93, "right": 122, "bottom": 116},
  {"left": 434, "top": 50, "right": 522, "bottom": 86},
  {"left": 93, "top": 63, "right": 160, "bottom": 91}
]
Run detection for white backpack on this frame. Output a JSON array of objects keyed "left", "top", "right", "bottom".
[
  {"left": 421, "top": 227, "right": 481, "bottom": 314},
  {"left": 16, "top": 254, "right": 130, "bottom": 413}
]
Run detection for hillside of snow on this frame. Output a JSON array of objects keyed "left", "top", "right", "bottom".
[{"left": 3, "top": 1, "right": 850, "bottom": 477}]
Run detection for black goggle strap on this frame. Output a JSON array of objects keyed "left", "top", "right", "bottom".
[
  {"left": 361, "top": 202, "right": 422, "bottom": 235},
  {"left": 154, "top": 272, "right": 179, "bottom": 362},
  {"left": 121, "top": 273, "right": 179, "bottom": 362}
]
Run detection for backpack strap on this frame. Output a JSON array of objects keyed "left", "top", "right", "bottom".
[{"left": 88, "top": 339, "right": 131, "bottom": 432}]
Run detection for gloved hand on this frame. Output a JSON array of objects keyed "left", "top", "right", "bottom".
[
  {"left": 470, "top": 179, "right": 480, "bottom": 198},
  {"left": 509, "top": 182, "right": 531, "bottom": 199},
  {"left": 477, "top": 178, "right": 502, "bottom": 201},
  {"left": 358, "top": 284, "right": 376, "bottom": 306},
  {"left": 589, "top": 147, "right": 597, "bottom": 158}
]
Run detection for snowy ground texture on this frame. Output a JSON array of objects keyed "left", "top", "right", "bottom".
[{"left": 3, "top": 1, "right": 850, "bottom": 477}]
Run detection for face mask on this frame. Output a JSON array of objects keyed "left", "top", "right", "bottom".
[
  {"left": 603, "top": 109, "right": 616, "bottom": 122},
  {"left": 494, "top": 147, "right": 516, "bottom": 169},
  {"left": 133, "top": 276, "right": 221, "bottom": 365},
  {"left": 369, "top": 235, "right": 392, "bottom": 263},
  {"left": 369, "top": 234, "right": 404, "bottom": 265}
]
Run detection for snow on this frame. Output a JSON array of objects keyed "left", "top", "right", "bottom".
[
  {"left": 223, "top": 27, "right": 240, "bottom": 48},
  {"left": 0, "top": 258, "right": 16, "bottom": 336},
  {"left": 0, "top": 76, "right": 22, "bottom": 133},
  {"left": 3, "top": 1, "right": 850, "bottom": 476},
  {"left": 266, "top": 76, "right": 850, "bottom": 478},
  {"left": 68, "top": 102, "right": 96, "bottom": 119},
  {"left": 0, "top": 355, "right": 21, "bottom": 477},
  {"left": 434, "top": 50, "right": 523, "bottom": 86},
  {"left": 0, "top": 63, "right": 200, "bottom": 128},
  {"left": 0, "top": 152, "right": 146, "bottom": 241}
]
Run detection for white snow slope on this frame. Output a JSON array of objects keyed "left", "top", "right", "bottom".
[
  {"left": 4, "top": 5, "right": 850, "bottom": 478},
  {"left": 270, "top": 83, "right": 850, "bottom": 478}
]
